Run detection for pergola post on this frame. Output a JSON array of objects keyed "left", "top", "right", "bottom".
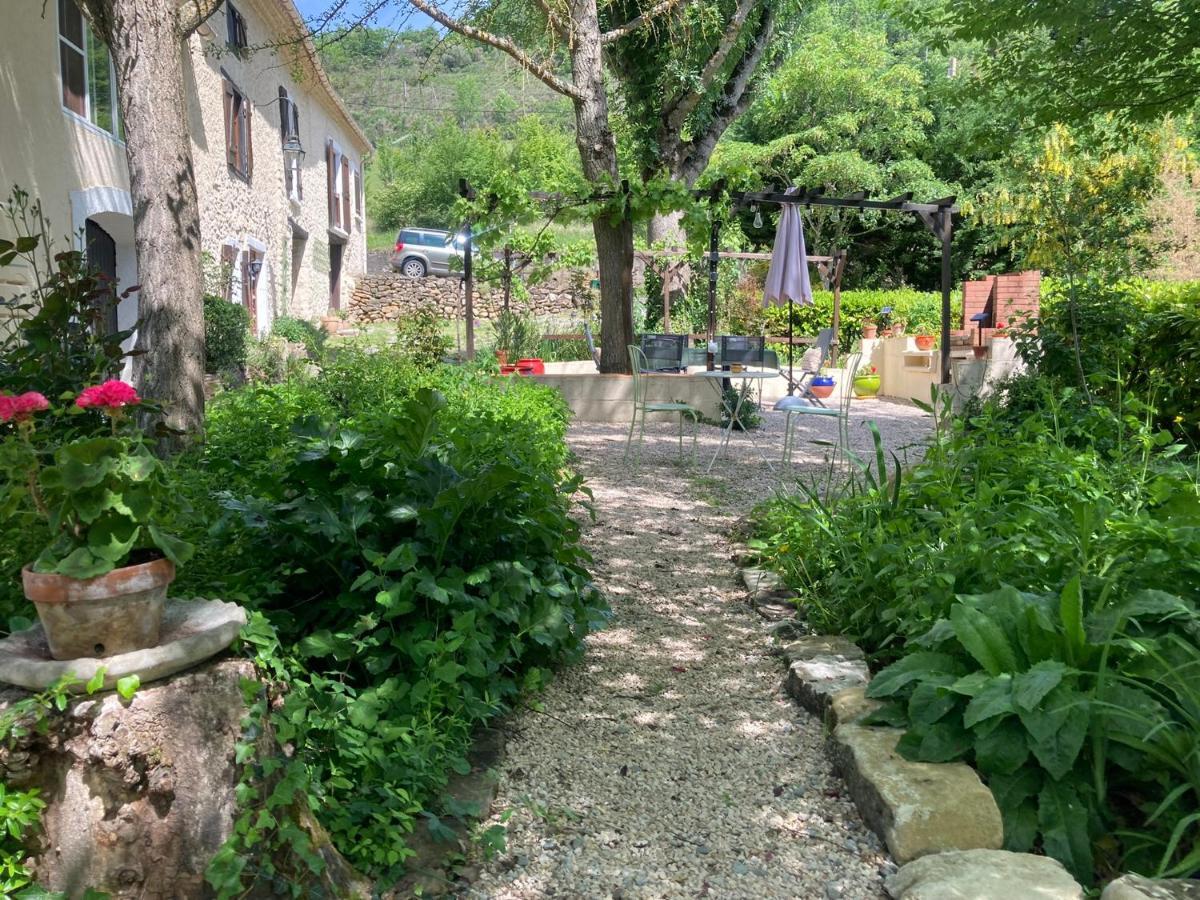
[
  {"left": 707, "top": 217, "right": 720, "bottom": 341},
  {"left": 458, "top": 179, "right": 477, "bottom": 359}
]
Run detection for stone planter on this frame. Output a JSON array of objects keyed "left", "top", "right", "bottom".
[
  {"left": 320, "top": 315, "right": 342, "bottom": 334},
  {"left": 914, "top": 335, "right": 936, "bottom": 351},
  {"left": 853, "top": 375, "right": 881, "bottom": 398},
  {"left": 22, "top": 558, "right": 175, "bottom": 660}
]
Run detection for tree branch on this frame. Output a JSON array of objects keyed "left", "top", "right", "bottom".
[
  {"left": 532, "top": 0, "right": 572, "bottom": 42},
  {"left": 601, "top": 0, "right": 683, "bottom": 44},
  {"left": 178, "top": 0, "right": 225, "bottom": 38},
  {"left": 675, "top": 5, "right": 775, "bottom": 182},
  {"left": 408, "top": 0, "right": 583, "bottom": 98},
  {"left": 661, "top": 0, "right": 759, "bottom": 136}
]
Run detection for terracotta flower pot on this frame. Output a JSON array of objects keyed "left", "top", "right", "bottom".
[
  {"left": 852, "top": 375, "right": 881, "bottom": 398},
  {"left": 914, "top": 335, "right": 936, "bottom": 351},
  {"left": 862, "top": 325, "right": 878, "bottom": 339},
  {"left": 22, "top": 558, "right": 175, "bottom": 660},
  {"left": 810, "top": 375, "right": 836, "bottom": 399},
  {"left": 320, "top": 315, "right": 342, "bottom": 334},
  {"left": 495, "top": 350, "right": 509, "bottom": 366}
]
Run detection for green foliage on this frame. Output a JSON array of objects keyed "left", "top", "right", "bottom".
[
  {"left": 752, "top": 386, "right": 1200, "bottom": 883},
  {"left": 761, "top": 288, "right": 960, "bottom": 351},
  {"left": 173, "top": 351, "right": 602, "bottom": 890},
  {"left": 204, "top": 295, "right": 250, "bottom": 376},
  {"left": 492, "top": 310, "right": 543, "bottom": 360},
  {"left": 270, "top": 316, "right": 325, "bottom": 357},
  {"left": 394, "top": 304, "right": 453, "bottom": 369},
  {"left": 2, "top": 424, "right": 195, "bottom": 579}
]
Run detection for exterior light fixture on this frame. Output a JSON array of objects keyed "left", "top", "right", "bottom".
[
  {"left": 247, "top": 259, "right": 264, "bottom": 283},
  {"left": 282, "top": 133, "right": 305, "bottom": 164}
]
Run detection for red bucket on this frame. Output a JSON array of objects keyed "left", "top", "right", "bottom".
[{"left": 516, "top": 358, "right": 545, "bottom": 375}]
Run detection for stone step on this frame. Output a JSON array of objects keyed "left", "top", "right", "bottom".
[{"left": 826, "top": 724, "right": 1003, "bottom": 863}]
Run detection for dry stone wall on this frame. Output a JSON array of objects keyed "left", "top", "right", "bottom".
[{"left": 348, "top": 270, "right": 588, "bottom": 324}]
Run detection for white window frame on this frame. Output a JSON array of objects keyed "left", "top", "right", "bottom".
[{"left": 57, "top": 0, "right": 122, "bottom": 141}]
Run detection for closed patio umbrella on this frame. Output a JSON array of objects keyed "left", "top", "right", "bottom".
[{"left": 763, "top": 187, "right": 814, "bottom": 396}]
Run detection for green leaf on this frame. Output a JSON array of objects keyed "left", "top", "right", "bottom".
[
  {"left": 87, "top": 514, "right": 139, "bottom": 563},
  {"left": 950, "top": 603, "right": 1019, "bottom": 676},
  {"left": 433, "top": 660, "right": 466, "bottom": 683},
  {"left": 899, "top": 718, "right": 972, "bottom": 763},
  {"left": 1018, "top": 685, "right": 1089, "bottom": 781},
  {"left": 54, "top": 546, "right": 112, "bottom": 579},
  {"left": 908, "top": 678, "right": 960, "bottom": 727},
  {"left": 1038, "top": 778, "right": 1094, "bottom": 882},
  {"left": 116, "top": 674, "right": 140, "bottom": 701},
  {"left": 963, "top": 675, "right": 1014, "bottom": 728},
  {"left": 990, "top": 769, "right": 1042, "bottom": 852},
  {"left": 1059, "top": 576, "right": 1085, "bottom": 665},
  {"left": 973, "top": 717, "right": 1029, "bottom": 775},
  {"left": 146, "top": 524, "right": 195, "bottom": 566},
  {"left": 865, "top": 652, "right": 963, "bottom": 698},
  {"left": 86, "top": 667, "right": 107, "bottom": 695},
  {"left": 1012, "top": 660, "right": 1068, "bottom": 712}
]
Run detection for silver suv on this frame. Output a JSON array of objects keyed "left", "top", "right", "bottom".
[{"left": 391, "top": 228, "right": 463, "bottom": 277}]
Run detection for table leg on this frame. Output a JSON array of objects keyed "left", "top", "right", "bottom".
[{"left": 706, "top": 378, "right": 751, "bottom": 474}]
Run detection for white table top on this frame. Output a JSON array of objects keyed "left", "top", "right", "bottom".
[{"left": 696, "top": 369, "right": 780, "bottom": 380}]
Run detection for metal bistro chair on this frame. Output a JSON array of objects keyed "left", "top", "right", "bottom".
[
  {"left": 640, "top": 333, "right": 689, "bottom": 372},
  {"left": 625, "top": 345, "right": 701, "bottom": 466},
  {"left": 776, "top": 351, "right": 861, "bottom": 466}
]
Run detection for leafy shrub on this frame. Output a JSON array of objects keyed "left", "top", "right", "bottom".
[
  {"left": 204, "top": 295, "right": 250, "bottom": 375},
  {"left": 752, "top": 388, "right": 1200, "bottom": 884},
  {"left": 173, "top": 353, "right": 596, "bottom": 891},
  {"left": 271, "top": 316, "right": 325, "bottom": 357},
  {"left": 395, "top": 304, "right": 452, "bottom": 369},
  {"left": 493, "top": 309, "right": 543, "bottom": 360},
  {"left": 762, "top": 287, "right": 961, "bottom": 351}
]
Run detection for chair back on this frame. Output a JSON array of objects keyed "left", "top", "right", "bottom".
[
  {"left": 640, "top": 333, "right": 687, "bottom": 371},
  {"left": 839, "top": 351, "right": 862, "bottom": 417},
  {"left": 719, "top": 335, "right": 765, "bottom": 365},
  {"left": 814, "top": 327, "right": 834, "bottom": 355},
  {"left": 763, "top": 348, "right": 780, "bottom": 371},
  {"left": 628, "top": 345, "right": 650, "bottom": 407}
]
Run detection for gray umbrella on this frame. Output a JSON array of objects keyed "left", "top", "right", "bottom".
[{"left": 762, "top": 187, "right": 814, "bottom": 393}]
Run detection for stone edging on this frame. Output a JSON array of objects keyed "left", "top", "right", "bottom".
[{"left": 737, "top": 563, "right": 1087, "bottom": 900}]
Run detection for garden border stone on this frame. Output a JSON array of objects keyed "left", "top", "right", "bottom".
[
  {"left": 784, "top": 656, "right": 871, "bottom": 715},
  {"left": 1101, "top": 874, "right": 1200, "bottom": 900},
  {"left": 885, "top": 849, "right": 1083, "bottom": 899}
]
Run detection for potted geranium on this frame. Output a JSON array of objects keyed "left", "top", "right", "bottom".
[
  {"left": 914, "top": 326, "right": 937, "bottom": 351},
  {"left": 852, "top": 364, "right": 881, "bottom": 398},
  {"left": 0, "top": 380, "right": 193, "bottom": 660}
]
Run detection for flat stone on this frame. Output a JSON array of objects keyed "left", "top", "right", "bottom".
[
  {"left": 0, "top": 599, "right": 247, "bottom": 692},
  {"left": 741, "top": 567, "right": 795, "bottom": 602},
  {"left": 886, "top": 850, "right": 1083, "bottom": 899},
  {"left": 827, "top": 725, "right": 1003, "bottom": 862},
  {"left": 826, "top": 686, "right": 883, "bottom": 729},
  {"left": 782, "top": 635, "right": 865, "bottom": 663},
  {"left": 767, "top": 619, "right": 808, "bottom": 640},
  {"left": 1102, "top": 875, "right": 1200, "bottom": 900},
  {"left": 785, "top": 657, "right": 871, "bottom": 715}
]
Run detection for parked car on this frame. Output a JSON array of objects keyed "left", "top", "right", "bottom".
[{"left": 391, "top": 227, "right": 464, "bottom": 277}]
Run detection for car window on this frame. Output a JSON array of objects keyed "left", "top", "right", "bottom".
[{"left": 399, "top": 230, "right": 418, "bottom": 244}]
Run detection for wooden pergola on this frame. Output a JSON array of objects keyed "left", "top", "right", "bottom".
[
  {"left": 705, "top": 187, "right": 959, "bottom": 383},
  {"left": 634, "top": 247, "right": 848, "bottom": 357}
]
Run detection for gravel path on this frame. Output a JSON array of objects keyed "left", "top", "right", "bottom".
[{"left": 462, "top": 402, "right": 932, "bottom": 899}]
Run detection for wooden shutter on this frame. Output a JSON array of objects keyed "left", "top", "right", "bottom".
[
  {"left": 341, "top": 157, "right": 351, "bottom": 231},
  {"left": 326, "top": 141, "right": 336, "bottom": 227},
  {"left": 293, "top": 105, "right": 303, "bottom": 199},
  {"left": 220, "top": 244, "right": 237, "bottom": 302},
  {"left": 223, "top": 80, "right": 236, "bottom": 169},
  {"left": 243, "top": 93, "right": 253, "bottom": 178}
]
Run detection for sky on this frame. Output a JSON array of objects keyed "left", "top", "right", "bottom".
[{"left": 290, "top": 0, "right": 435, "bottom": 32}]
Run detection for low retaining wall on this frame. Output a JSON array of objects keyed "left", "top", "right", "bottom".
[
  {"left": 531, "top": 372, "right": 724, "bottom": 423},
  {"left": 348, "top": 269, "right": 588, "bottom": 324}
]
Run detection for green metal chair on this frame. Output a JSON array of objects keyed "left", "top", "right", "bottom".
[
  {"left": 625, "top": 345, "right": 701, "bottom": 466},
  {"left": 776, "top": 351, "right": 861, "bottom": 465}
]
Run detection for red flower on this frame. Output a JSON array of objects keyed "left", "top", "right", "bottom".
[
  {"left": 76, "top": 380, "right": 140, "bottom": 412},
  {"left": 0, "top": 391, "right": 50, "bottom": 423}
]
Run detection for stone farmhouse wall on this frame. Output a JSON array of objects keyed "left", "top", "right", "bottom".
[{"left": 349, "top": 269, "right": 591, "bottom": 323}]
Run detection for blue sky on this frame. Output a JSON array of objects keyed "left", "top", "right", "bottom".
[{"left": 291, "top": 0, "right": 434, "bottom": 31}]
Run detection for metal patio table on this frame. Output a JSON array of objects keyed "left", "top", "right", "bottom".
[{"left": 699, "top": 368, "right": 781, "bottom": 474}]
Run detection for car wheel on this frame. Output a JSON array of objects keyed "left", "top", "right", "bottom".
[{"left": 401, "top": 257, "right": 427, "bottom": 278}]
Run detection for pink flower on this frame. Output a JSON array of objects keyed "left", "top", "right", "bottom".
[
  {"left": 76, "top": 380, "right": 140, "bottom": 412},
  {"left": 0, "top": 392, "right": 50, "bottom": 423}
]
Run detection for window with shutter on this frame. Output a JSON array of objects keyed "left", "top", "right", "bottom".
[
  {"left": 223, "top": 76, "right": 252, "bottom": 180},
  {"left": 226, "top": 3, "right": 248, "bottom": 51},
  {"left": 341, "top": 156, "right": 351, "bottom": 232},
  {"left": 326, "top": 140, "right": 338, "bottom": 229}
]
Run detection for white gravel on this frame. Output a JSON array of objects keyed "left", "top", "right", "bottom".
[{"left": 460, "top": 401, "right": 933, "bottom": 899}]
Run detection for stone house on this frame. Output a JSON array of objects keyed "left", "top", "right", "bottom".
[{"left": 0, "top": 0, "right": 371, "bottom": 340}]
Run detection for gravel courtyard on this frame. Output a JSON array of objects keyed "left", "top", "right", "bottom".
[{"left": 463, "top": 401, "right": 934, "bottom": 899}]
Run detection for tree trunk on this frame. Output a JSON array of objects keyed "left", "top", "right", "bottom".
[
  {"left": 83, "top": 0, "right": 206, "bottom": 443},
  {"left": 570, "top": 0, "right": 635, "bottom": 373},
  {"left": 648, "top": 209, "right": 686, "bottom": 248}
]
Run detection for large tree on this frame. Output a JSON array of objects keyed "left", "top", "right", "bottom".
[
  {"left": 605, "top": 0, "right": 785, "bottom": 243},
  {"left": 76, "top": 0, "right": 216, "bottom": 441}
]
